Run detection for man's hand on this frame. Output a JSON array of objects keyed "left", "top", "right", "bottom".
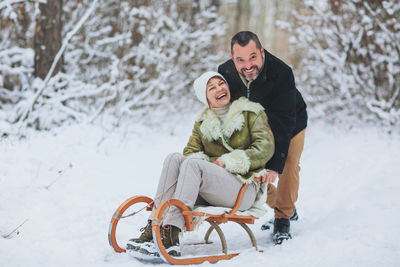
[
  {"left": 261, "top": 169, "right": 278, "bottom": 183},
  {"left": 214, "top": 158, "right": 225, "bottom": 168}
]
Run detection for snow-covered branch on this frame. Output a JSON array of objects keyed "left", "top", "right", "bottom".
[
  {"left": 286, "top": 0, "right": 400, "bottom": 128},
  {"left": 1, "top": 0, "right": 226, "bottom": 136},
  {"left": 0, "top": 0, "right": 46, "bottom": 11},
  {"left": 18, "top": 0, "right": 98, "bottom": 125}
]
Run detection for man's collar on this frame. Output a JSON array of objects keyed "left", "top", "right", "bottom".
[{"left": 258, "top": 49, "right": 268, "bottom": 81}]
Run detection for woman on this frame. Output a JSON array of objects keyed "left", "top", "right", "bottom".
[{"left": 127, "top": 71, "right": 274, "bottom": 257}]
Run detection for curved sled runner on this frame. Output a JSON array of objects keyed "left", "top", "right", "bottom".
[
  {"left": 108, "top": 195, "right": 154, "bottom": 253},
  {"left": 108, "top": 177, "right": 263, "bottom": 265}
]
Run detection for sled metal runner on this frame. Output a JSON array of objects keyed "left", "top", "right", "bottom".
[{"left": 108, "top": 177, "right": 263, "bottom": 265}]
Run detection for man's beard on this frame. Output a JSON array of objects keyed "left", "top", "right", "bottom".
[
  {"left": 240, "top": 65, "right": 261, "bottom": 81},
  {"left": 241, "top": 54, "right": 264, "bottom": 81}
]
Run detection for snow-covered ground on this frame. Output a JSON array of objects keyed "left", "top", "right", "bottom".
[{"left": 1, "top": 120, "right": 399, "bottom": 267}]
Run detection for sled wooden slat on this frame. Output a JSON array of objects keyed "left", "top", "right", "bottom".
[{"left": 206, "top": 216, "right": 256, "bottom": 224}]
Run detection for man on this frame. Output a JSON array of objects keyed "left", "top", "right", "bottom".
[{"left": 218, "top": 31, "right": 307, "bottom": 245}]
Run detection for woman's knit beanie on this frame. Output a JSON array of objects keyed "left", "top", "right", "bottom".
[{"left": 193, "top": 71, "right": 228, "bottom": 106}]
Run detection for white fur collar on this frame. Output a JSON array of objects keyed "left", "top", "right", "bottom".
[{"left": 196, "top": 97, "right": 264, "bottom": 142}]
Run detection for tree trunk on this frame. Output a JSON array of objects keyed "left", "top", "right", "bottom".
[
  {"left": 235, "top": 0, "right": 250, "bottom": 32},
  {"left": 34, "top": 0, "right": 63, "bottom": 79},
  {"left": 131, "top": 0, "right": 150, "bottom": 46}
]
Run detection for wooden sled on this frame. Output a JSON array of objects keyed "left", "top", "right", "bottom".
[{"left": 108, "top": 177, "right": 263, "bottom": 265}]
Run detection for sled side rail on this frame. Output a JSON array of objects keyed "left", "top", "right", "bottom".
[{"left": 224, "top": 177, "right": 262, "bottom": 217}]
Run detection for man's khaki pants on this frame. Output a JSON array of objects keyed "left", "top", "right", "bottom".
[{"left": 266, "top": 129, "right": 306, "bottom": 219}]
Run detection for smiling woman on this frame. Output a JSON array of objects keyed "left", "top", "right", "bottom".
[
  {"left": 125, "top": 71, "right": 275, "bottom": 258},
  {"left": 205, "top": 77, "right": 231, "bottom": 108}
]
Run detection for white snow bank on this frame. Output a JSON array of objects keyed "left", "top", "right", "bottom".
[{"left": 0, "top": 121, "right": 399, "bottom": 267}]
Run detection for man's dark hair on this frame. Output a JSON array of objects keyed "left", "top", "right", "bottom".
[{"left": 230, "top": 31, "right": 262, "bottom": 55}]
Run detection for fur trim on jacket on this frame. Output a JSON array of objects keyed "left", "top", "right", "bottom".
[{"left": 183, "top": 97, "right": 274, "bottom": 184}]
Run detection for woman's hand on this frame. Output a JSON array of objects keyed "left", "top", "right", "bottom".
[{"left": 214, "top": 158, "right": 225, "bottom": 168}]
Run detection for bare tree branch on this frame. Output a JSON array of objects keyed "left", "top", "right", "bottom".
[
  {"left": 2, "top": 219, "right": 29, "bottom": 239},
  {"left": 18, "top": 0, "right": 99, "bottom": 127}
]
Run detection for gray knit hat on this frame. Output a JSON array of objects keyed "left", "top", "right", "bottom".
[{"left": 193, "top": 71, "right": 228, "bottom": 105}]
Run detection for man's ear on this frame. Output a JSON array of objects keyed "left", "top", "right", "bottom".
[
  {"left": 230, "top": 53, "right": 234, "bottom": 61},
  {"left": 261, "top": 46, "right": 264, "bottom": 56}
]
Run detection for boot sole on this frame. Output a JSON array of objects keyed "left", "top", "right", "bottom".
[
  {"left": 272, "top": 232, "right": 292, "bottom": 245},
  {"left": 132, "top": 242, "right": 181, "bottom": 257}
]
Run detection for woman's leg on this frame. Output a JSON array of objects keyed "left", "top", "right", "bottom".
[
  {"left": 163, "top": 158, "right": 257, "bottom": 230},
  {"left": 127, "top": 153, "right": 186, "bottom": 249},
  {"left": 149, "top": 152, "right": 186, "bottom": 219}
]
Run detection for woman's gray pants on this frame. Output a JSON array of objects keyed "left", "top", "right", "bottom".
[{"left": 150, "top": 153, "right": 257, "bottom": 230}]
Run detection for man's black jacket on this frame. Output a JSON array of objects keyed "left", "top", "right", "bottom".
[{"left": 218, "top": 49, "right": 307, "bottom": 173}]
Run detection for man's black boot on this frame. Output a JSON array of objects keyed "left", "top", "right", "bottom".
[
  {"left": 261, "top": 209, "right": 298, "bottom": 231},
  {"left": 272, "top": 218, "right": 292, "bottom": 245},
  {"left": 290, "top": 209, "right": 299, "bottom": 221}
]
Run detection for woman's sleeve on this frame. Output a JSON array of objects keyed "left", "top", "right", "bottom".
[
  {"left": 182, "top": 121, "right": 210, "bottom": 161},
  {"left": 246, "top": 111, "right": 275, "bottom": 169},
  {"left": 220, "top": 111, "right": 274, "bottom": 174}
]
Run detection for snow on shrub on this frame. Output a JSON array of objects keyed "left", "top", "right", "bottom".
[
  {"left": 286, "top": 0, "right": 399, "bottom": 129},
  {"left": 1, "top": 0, "right": 225, "bottom": 135}
]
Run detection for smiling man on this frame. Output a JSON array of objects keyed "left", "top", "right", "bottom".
[{"left": 218, "top": 31, "right": 308, "bottom": 245}]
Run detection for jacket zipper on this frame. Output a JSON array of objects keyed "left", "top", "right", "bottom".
[{"left": 247, "top": 81, "right": 253, "bottom": 99}]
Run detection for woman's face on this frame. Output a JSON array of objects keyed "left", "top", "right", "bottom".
[{"left": 206, "top": 77, "right": 231, "bottom": 108}]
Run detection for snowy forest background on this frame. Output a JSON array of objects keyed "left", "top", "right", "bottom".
[
  {"left": 1, "top": 1, "right": 400, "bottom": 266},
  {"left": 1, "top": 0, "right": 399, "bottom": 137}
]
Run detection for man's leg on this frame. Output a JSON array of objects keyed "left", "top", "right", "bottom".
[
  {"left": 266, "top": 183, "right": 277, "bottom": 209},
  {"left": 266, "top": 129, "right": 305, "bottom": 219},
  {"left": 266, "top": 129, "right": 305, "bottom": 244},
  {"left": 274, "top": 129, "right": 305, "bottom": 219}
]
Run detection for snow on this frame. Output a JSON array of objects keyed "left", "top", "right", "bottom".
[{"left": 1, "top": 120, "right": 399, "bottom": 267}]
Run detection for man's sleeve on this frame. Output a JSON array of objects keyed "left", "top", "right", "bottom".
[{"left": 265, "top": 69, "right": 296, "bottom": 173}]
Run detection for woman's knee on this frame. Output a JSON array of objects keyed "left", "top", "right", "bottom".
[
  {"left": 239, "top": 184, "right": 257, "bottom": 210},
  {"left": 164, "top": 152, "right": 185, "bottom": 165},
  {"left": 181, "top": 158, "right": 202, "bottom": 170}
]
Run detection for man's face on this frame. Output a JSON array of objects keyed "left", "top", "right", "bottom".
[{"left": 231, "top": 40, "right": 264, "bottom": 81}]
